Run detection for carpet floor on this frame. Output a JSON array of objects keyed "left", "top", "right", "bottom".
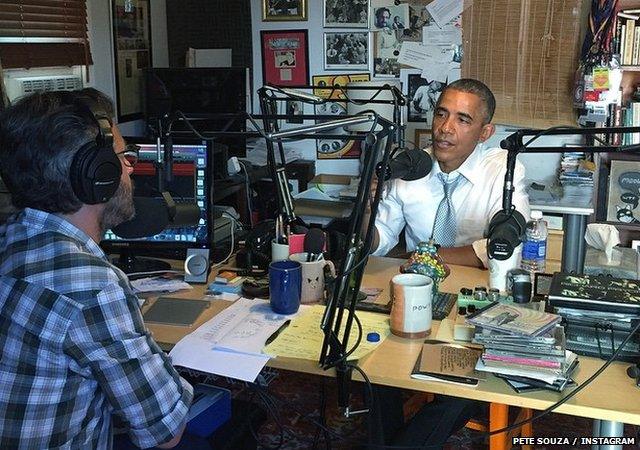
[{"left": 237, "top": 369, "right": 639, "bottom": 450}]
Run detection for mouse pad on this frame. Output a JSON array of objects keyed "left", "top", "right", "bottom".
[{"left": 143, "top": 297, "right": 210, "bottom": 326}]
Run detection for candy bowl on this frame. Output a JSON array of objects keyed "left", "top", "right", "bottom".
[{"left": 400, "top": 240, "right": 450, "bottom": 294}]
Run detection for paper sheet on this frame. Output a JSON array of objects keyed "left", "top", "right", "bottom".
[
  {"left": 131, "top": 276, "right": 193, "bottom": 294},
  {"left": 264, "top": 305, "right": 390, "bottom": 361},
  {"left": 169, "top": 298, "right": 306, "bottom": 382},
  {"left": 397, "top": 41, "right": 433, "bottom": 69},
  {"left": 426, "top": 0, "right": 463, "bottom": 28}
]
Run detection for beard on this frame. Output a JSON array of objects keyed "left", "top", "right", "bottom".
[{"left": 100, "top": 179, "right": 134, "bottom": 232}]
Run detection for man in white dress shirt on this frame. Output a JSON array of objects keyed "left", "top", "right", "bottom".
[{"left": 371, "top": 78, "right": 530, "bottom": 267}]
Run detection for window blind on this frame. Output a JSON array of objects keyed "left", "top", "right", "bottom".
[
  {"left": 0, "top": 0, "right": 92, "bottom": 68},
  {"left": 462, "top": 0, "right": 587, "bottom": 128}
]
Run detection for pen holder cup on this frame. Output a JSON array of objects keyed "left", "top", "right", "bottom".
[
  {"left": 289, "top": 253, "right": 336, "bottom": 304},
  {"left": 390, "top": 273, "right": 433, "bottom": 339},
  {"left": 271, "top": 239, "right": 290, "bottom": 262}
]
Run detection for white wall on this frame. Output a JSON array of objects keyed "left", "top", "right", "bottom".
[{"left": 249, "top": 0, "right": 579, "bottom": 183}]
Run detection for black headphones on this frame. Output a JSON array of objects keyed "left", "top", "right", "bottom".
[{"left": 69, "top": 102, "right": 122, "bottom": 204}]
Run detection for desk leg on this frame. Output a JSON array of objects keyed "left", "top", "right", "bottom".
[
  {"left": 489, "top": 403, "right": 509, "bottom": 450},
  {"left": 561, "top": 213, "right": 587, "bottom": 274},
  {"left": 591, "top": 420, "right": 624, "bottom": 450}
]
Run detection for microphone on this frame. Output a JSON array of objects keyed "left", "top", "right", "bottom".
[
  {"left": 164, "top": 134, "right": 173, "bottom": 183},
  {"left": 112, "top": 194, "right": 201, "bottom": 239},
  {"left": 263, "top": 85, "right": 324, "bottom": 103},
  {"left": 376, "top": 148, "right": 433, "bottom": 181},
  {"left": 487, "top": 208, "right": 527, "bottom": 260}
]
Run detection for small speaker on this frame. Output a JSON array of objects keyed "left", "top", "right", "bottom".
[{"left": 184, "top": 248, "right": 210, "bottom": 284}]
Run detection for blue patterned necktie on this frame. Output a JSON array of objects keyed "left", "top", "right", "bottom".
[{"left": 431, "top": 173, "right": 464, "bottom": 247}]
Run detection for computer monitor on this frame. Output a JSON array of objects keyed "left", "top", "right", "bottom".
[
  {"left": 144, "top": 67, "right": 249, "bottom": 157},
  {"left": 101, "top": 138, "right": 212, "bottom": 273}
]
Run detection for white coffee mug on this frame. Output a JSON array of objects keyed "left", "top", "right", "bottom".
[
  {"left": 289, "top": 252, "right": 336, "bottom": 304},
  {"left": 488, "top": 244, "right": 522, "bottom": 293},
  {"left": 271, "top": 239, "right": 290, "bottom": 262},
  {"left": 389, "top": 273, "right": 433, "bottom": 338}
]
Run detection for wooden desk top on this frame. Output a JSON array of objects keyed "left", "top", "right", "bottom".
[{"left": 146, "top": 256, "right": 639, "bottom": 425}]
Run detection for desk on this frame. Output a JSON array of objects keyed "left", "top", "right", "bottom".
[
  {"left": 147, "top": 257, "right": 637, "bottom": 449},
  {"left": 531, "top": 198, "right": 594, "bottom": 274}
]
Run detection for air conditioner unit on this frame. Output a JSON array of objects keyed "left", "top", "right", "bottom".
[{"left": 5, "top": 75, "right": 83, "bottom": 101}]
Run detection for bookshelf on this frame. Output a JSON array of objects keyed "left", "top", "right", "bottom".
[{"left": 591, "top": 1, "right": 640, "bottom": 245}]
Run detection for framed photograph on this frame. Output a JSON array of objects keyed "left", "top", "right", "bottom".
[
  {"left": 398, "top": 5, "right": 432, "bottom": 42},
  {"left": 414, "top": 129, "right": 432, "bottom": 149},
  {"left": 111, "top": 0, "right": 152, "bottom": 122},
  {"left": 324, "top": 32, "right": 369, "bottom": 70},
  {"left": 401, "top": 69, "right": 446, "bottom": 124},
  {"left": 324, "top": 0, "right": 369, "bottom": 28},
  {"left": 370, "top": 3, "right": 409, "bottom": 31},
  {"left": 312, "top": 73, "right": 370, "bottom": 159},
  {"left": 261, "top": 30, "right": 309, "bottom": 86},
  {"left": 262, "top": 0, "right": 307, "bottom": 21},
  {"left": 606, "top": 159, "right": 640, "bottom": 223}
]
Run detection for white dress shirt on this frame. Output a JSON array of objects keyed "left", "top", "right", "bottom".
[{"left": 373, "top": 143, "right": 531, "bottom": 267}]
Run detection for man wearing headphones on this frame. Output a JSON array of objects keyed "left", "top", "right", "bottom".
[{"left": 0, "top": 89, "right": 193, "bottom": 449}]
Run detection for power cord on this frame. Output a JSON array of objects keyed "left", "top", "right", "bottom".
[{"left": 210, "top": 213, "right": 239, "bottom": 269}]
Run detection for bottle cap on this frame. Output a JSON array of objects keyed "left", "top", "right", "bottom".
[
  {"left": 367, "top": 332, "right": 380, "bottom": 342},
  {"left": 530, "top": 210, "right": 543, "bottom": 219}
]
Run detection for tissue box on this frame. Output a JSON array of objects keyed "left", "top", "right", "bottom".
[
  {"left": 584, "top": 246, "right": 639, "bottom": 279},
  {"left": 186, "top": 384, "right": 231, "bottom": 438}
]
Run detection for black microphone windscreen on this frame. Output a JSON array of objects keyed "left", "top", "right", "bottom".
[
  {"left": 169, "top": 203, "right": 202, "bottom": 227},
  {"left": 380, "top": 148, "right": 433, "bottom": 181},
  {"left": 112, "top": 197, "right": 169, "bottom": 239},
  {"left": 402, "top": 148, "right": 433, "bottom": 181},
  {"left": 304, "top": 228, "right": 326, "bottom": 255}
]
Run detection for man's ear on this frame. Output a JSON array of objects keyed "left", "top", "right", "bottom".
[{"left": 479, "top": 123, "right": 495, "bottom": 143}]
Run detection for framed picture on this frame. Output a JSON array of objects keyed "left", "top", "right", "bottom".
[
  {"left": 370, "top": 3, "right": 409, "bottom": 31},
  {"left": 312, "top": 73, "right": 370, "bottom": 159},
  {"left": 324, "top": 32, "right": 369, "bottom": 70},
  {"left": 262, "top": 0, "right": 307, "bottom": 21},
  {"left": 112, "top": 0, "right": 152, "bottom": 122},
  {"left": 401, "top": 69, "right": 446, "bottom": 124},
  {"left": 606, "top": 159, "right": 640, "bottom": 224},
  {"left": 414, "top": 129, "right": 432, "bottom": 149},
  {"left": 324, "top": 0, "right": 369, "bottom": 28},
  {"left": 261, "top": 30, "right": 309, "bottom": 86}
]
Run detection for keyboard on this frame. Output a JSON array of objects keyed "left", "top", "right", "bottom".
[
  {"left": 354, "top": 291, "right": 457, "bottom": 321},
  {"left": 432, "top": 292, "right": 458, "bottom": 320}
]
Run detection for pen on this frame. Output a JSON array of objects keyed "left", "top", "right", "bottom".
[{"left": 265, "top": 320, "right": 291, "bottom": 345}]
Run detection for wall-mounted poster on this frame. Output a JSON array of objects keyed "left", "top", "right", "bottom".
[
  {"left": 606, "top": 159, "right": 640, "bottom": 224},
  {"left": 401, "top": 69, "right": 446, "bottom": 124},
  {"left": 262, "top": 0, "right": 307, "bottom": 21},
  {"left": 112, "top": 0, "right": 152, "bottom": 122},
  {"left": 261, "top": 30, "right": 309, "bottom": 86},
  {"left": 324, "top": 0, "right": 369, "bottom": 28},
  {"left": 312, "top": 73, "right": 370, "bottom": 159},
  {"left": 324, "top": 32, "right": 369, "bottom": 70}
]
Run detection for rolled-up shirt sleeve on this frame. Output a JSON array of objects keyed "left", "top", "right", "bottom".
[
  {"left": 373, "top": 181, "right": 407, "bottom": 256},
  {"left": 472, "top": 158, "right": 531, "bottom": 268},
  {"left": 64, "top": 282, "right": 193, "bottom": 449}
]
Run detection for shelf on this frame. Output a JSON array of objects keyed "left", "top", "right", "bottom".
[
  {"left": 596, "top": 221, "right": 640, "bottom": 230},
  {"left": 621, "top": 65, "right": 640, "bottom": 71}
]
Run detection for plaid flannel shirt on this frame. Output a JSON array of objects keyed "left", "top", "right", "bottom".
[{"left": 0, "top": 208, "right": 193, "bottom": 449}]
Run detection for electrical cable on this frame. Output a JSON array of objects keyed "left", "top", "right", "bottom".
[
  {"left": 237, "top": 160, "right": 254, "bottom": 227},
  {"left": 210, "top": 214, "right": 238, "bottom": 269}
]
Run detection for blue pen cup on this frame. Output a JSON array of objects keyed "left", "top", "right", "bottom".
[{"left": 269, "top": 260, "right": 302, "bottom": 314}]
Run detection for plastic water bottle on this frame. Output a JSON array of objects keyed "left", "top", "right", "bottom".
[{"left": 521, "top": 210, "right": 548, "bottom": 274}]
